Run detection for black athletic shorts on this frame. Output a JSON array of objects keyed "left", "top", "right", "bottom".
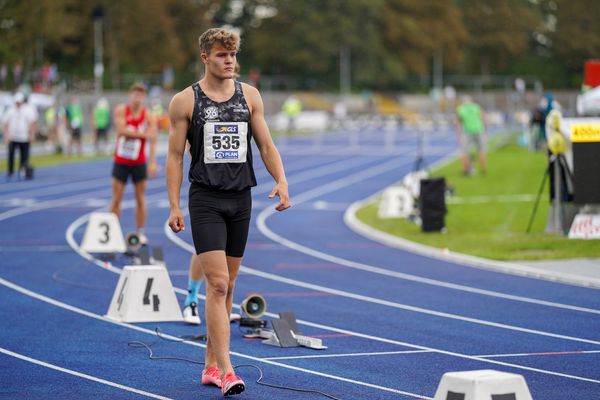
[
  {"left": 71, "top": 127, "right": 81, "bottom": 139},
  {"left": 112, "top": 163, "right": 147, "bottom": 183},
  {"left": 96, "top": 128, "right": 108, "bottom": 139},
  {"left": 188, "top": 184, "right": 252, "bottom": 257}
]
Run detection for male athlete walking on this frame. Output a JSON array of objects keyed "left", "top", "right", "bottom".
[{"left": 166, "top": 28, "right": 290, "bottom": 396}]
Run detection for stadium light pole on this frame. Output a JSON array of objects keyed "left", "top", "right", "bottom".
[
  {"left": 92, "top": 6, "right": 104, "bottom": 95},
  {"left": 340, "top": 45, "right": 351, "bottom": 95},
  {"left": 433, "top": 49, "right": 443, "bottom": 92}
]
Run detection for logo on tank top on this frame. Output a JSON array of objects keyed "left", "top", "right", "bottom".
[
  {"left": 232, "top": 104, "right": 248, "bottom": 113},
  {"left": 215, "top": 125, "right": 238, "bottom": 134},
  {"left": 204, "top": 106, "right": 219, "bottom": 120}
]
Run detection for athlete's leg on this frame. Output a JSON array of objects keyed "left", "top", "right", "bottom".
[
  {"left": 224, "top": 255, "right": 242, "bottom": 321},
  {"left": 182, "top": 254, "right": 204, "bottom": 325},
  {"left": 7, "top": 141, "right": 16, "bottom": 177},
  {"left": 133, "top": 178, "right": 147, "bottom": 231},
  {"left": 109, "top": 177, "right": 126, "bottom": 217},
  {"left": 478, "top": 151, "right": 487, "bottom": 174},
  {"left": 458, "top": 134, "right": 470, "bottom": 174},
  {"left": 477, "top": 135, "right": 487, "bottom": 174},
  {"left": 18, "top": 142, "right": 29, "bottom": 172},
  {"left": 186, "top": 253, "right": 203, "bottom": 306},
  {"left": 203, "top": 253, "right": 242, "bottom": 367},
  {"left": 201, "top": 250, "right": 234, "bottom": 376}
]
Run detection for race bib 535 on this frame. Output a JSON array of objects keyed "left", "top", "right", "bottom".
[{"left": 203, "top": 122, "right": 248, "bottom": 164}]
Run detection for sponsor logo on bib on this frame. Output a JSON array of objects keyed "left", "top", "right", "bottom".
[
  {"left": 215, "top": 150, "right": 239, "bottom": 159},
  {"left": 215, "top": 125, "right": 238, "bottom": 134}
]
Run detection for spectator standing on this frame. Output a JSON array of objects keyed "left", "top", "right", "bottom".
[
  {"left": 2, "top": 92, "right": 37, "bottom": 180},
  {"left": 456, "top": 95, "right": 487, "bottom": 175}
]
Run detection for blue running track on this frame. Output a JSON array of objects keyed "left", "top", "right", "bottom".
[{"left": 0, "top": 125, "right": 598, "bottom": 399}]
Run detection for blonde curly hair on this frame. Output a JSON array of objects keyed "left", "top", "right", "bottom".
[{"left": 198, "top": 28, "right": 240, "bottom": 54}]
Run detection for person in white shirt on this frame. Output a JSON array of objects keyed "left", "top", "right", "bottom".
[{"left": 2, "top": 92, "right": 38, "bottom": 180}]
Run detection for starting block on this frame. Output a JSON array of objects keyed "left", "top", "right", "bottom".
[
  {"left": 105, "top": 265, "right": 183, "bottom": 323},
  {"left": 81, "top": 212, "right": 126, "bottom": 253},
  {"left": 125, "top": 231, "right": 146, "bottom": 253},
  {"left": 378, "top": 186, "right": 415, "bottom": 219},
  {"left": 260, "top": 313, "right": 327, "bottom": 350},
  {"left": 433, "top": 370, "right": 533, "bottom": 400},
  {"left": 133, "top": 246, "right": 165, "bottom": 267}
]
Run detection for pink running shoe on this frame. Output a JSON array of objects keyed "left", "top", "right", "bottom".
[
  {"left": 221, "top": 372, "right": 245, "bottom": 397},
  {"left": 201, "top": 366, "right": 222, "bottom": 387}
]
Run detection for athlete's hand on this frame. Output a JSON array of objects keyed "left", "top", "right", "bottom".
[
  {"left": 168, "top": 208, "right": 185, "bottom": 233},
  {"left": 269, "top": 182, "right": 291, "bottom": 212},
  {"left": 148, "top": 162, "right": 158, "bottom": 178}
]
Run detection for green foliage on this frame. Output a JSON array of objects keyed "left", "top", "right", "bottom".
[
  {"left": 0, "top": 0, "right": 217, "bottom": 86},
  {"left": 547, "top": 0, "right": 600, "bottom": 76},
  {"left": 382, "top": 0, "right": 466, "bottom": 75},
  {"left": 356, "top": 143, "right": 600, "bottom": 260},
  {"left": 0, "top": 0, "right": 598, "bottom": 90},
  {"left": 461, "top": 0, "right": 541, "bottom": 75},
  {"left": 242, "top": 0, "right": 385, "bottom": 88}
]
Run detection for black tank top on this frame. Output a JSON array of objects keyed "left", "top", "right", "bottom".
[{"left": 187, "top": 81, "right": 257, "bottom": 191}]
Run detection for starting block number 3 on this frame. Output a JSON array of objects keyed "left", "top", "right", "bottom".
[{"left": 80, "top": 212, "right": 126, "bottom": 253}]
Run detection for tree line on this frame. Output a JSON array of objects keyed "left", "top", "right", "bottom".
[{"left": 0, "top": 0, "right": 598, "bottom": 91}]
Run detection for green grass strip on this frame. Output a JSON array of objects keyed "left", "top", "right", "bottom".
[
  {"left": 0, "top": 151, "right": 110, "bottom": 172},
  {"left": 356, "top": 143, "right": 600, "bottom": 261}
]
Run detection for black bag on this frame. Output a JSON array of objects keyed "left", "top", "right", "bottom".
[
  {"left": 419, "top": 177, "right": 446, "bottom": 232},
  {"left": 24, "top": 165, "right": 34, "bottom": 180}
]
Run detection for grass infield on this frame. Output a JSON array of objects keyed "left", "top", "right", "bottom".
[
  {"left": 356, "top": 143, "right": 600, "bottom": 261},
  {"left": 0, "top": 151, "right": 110, "bottom": 173}
]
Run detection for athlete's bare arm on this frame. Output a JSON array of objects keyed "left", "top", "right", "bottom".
[
  {"left": 114, "top": 105, "right": 128, "bottom": 137},
  {"left": 146, "top": 114, "right": 159, "bottom": 176},
  {"left": 114, "top": 104, "right": 149, "bottom": 140},
  {"left": 114, "top": 105, "right": 143, "bottom": 139},
  {"left": 166, "top": 88, "right": 194, "bottom": 232},
  {"left": 242, "top": 83, "right": 291, "bottom": 211}
]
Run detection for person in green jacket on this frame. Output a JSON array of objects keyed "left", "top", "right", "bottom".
[
  {"left": 282, "top": 95, "right": 302, "bottom": 132},
  {"left": 66, "top": 96, "right": 84, "bottom": 156},
  {"left": 456, "top": 95, "right": 486, "bottom": 175},
  {"left": 44, "top": 100, "right": 64, "bottom": 154},
  {"left": 93, "top": 97, "right": 111, "bottom": 154}
]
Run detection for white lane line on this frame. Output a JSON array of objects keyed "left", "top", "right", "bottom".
[
  {"left": 345, "top": 200, "right": 600, "bottom": 290},
  {"left": 159, "top": 218, "right": 600, "bottom": 384},
  {"left": 62, "top": 152, "right": 388, "bottom": 273},
  {"left": 263, "top": 350, "right": 432, "bottom": 361},
  {"left": 0, "top": 176, "right": 113, "bottom": 201},
  {"left": 54, "top": 155, "right": 600, "bottom": 386},
  {"left": 236, "top": 266, "right": 600, "bottom": 346},
  {"left": 62, "top": 188, "right": 600, "bottom": 389},
  {"left": 256, "top": 164, "right": 600, "bottom": 315},
  {"left": 0, "top": 175, "right": 107, "bottom": 200},
  {"left": 0, "top": 277, "right": 430, "bottom": 399},
  {"left": 253, "top": 152, "right": 395, "bottom": 194},
  {"left": 475, "top": 350, "right": 600, "bottom": 359},
  {"left": 0, "top": 347, "right": 173, "bottom": 400},
  {"left": 0, "top": 175, "right": 169, "bottom": 223},
  {"left": 5, "top": 271, "right": 600, "bottom": 391},
  {"left": 0, "top": 150, "right": 358, "bottom": 203},
  {"left": 446, "top": 194, "right": 537, "bottom": 204}
]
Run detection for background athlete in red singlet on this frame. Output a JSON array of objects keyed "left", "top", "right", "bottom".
[{"left": 109, "top": 82, "right": 158, "bottom": 243}]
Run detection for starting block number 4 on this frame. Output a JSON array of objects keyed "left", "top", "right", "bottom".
[
  {"left": 81, "top": 212, "right": 126, "bottom": 253},
  {"left": 106, "top": 265, "right": 183, "bottom": 323}
]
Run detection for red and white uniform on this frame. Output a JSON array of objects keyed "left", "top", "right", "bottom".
[{"left": 114, "top": 106, "right": 148, "bottom": 166}]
